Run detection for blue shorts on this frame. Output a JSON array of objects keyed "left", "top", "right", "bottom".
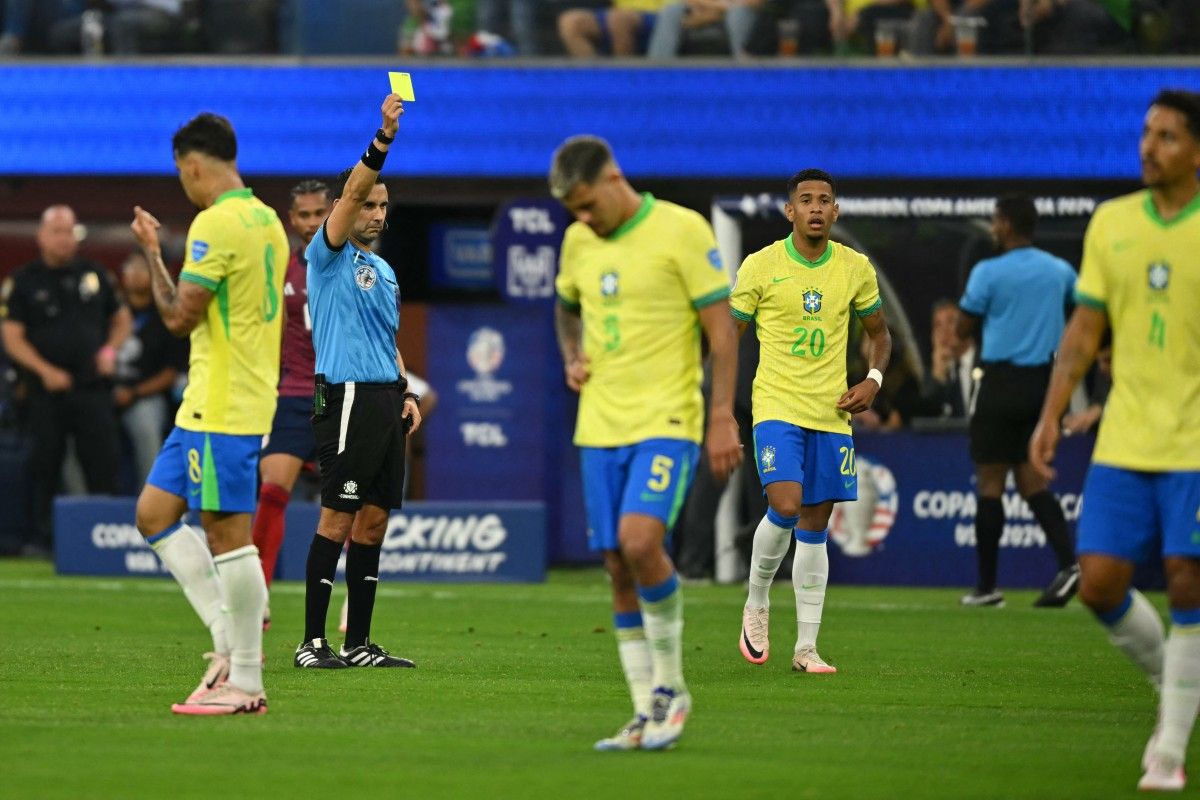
[
  {"left": 261, "top": 395, "right": 316, "bottom": 461},
  {"left": 580, "top": 438, "right": 700, "bottom": 552},
  {"left": 752, "top": 421, "right": 857, "bottom": 504},
  {"left": 147, "top": 427, "right": 261, "bottom": 513},
  {"left": 1077, "top": 464, "right": 1200, "bottom": 562},
  {"left": 595, "top": 9, "right": 656, "bottom": 54}
]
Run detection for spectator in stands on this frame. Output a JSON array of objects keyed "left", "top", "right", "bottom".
[
  {"left": 475, "top": 0, "right": 538, "bottom": 55},
  {"left": 646, "top": 0, "right": 765, "bottom": 58},
  {"left": 0, "top": 205, "right": 130, "bottom": 556},
  {"left": 113, "top": 251, "right": 185, "bottom": 489},
  {"left": 1061, "top": 342, "right": 1110, "bottom": 435},
  {"left": 909, "top": 0, "right": 1025, "bottom": 55},
  {"left": 1021, "top": 0, "right": 1131, "bottom": 54},
  {"left": 920, "top": 298, "right": 977, "bottom": 419},
  {"left": 852, "top": 329, "right": 923, "bottom": 431},
  {"left": 826, "top": 0, "right": 917, "bottom": 55},
  {"left": 106, "top": 0, "right": 186, "bottom": 54},
  {"left": 404, "top": 0, "right": 455, "bottom": 55},
  {"left": 0, "top": 0, "right": 84, "bottom": 55},
  {"left": 559, "top": 0, "right": 667, "bottom": 57}
]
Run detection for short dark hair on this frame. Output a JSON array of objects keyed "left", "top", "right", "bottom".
[
  {"left": 995, "top": 193, "right": 1037, "bottom": 238},
  {"left": 172, "top": 112, "right": 237, "bottom": 161},
  {"left": 1150, "top": 89, "right": 1200, "bottom": 140},
  {"left": 290, "top": 179, "right": 329, "bottom": 206},
  {"left": 330, "top": 168, "right": 384, "bottom": 201},
  {"left": 787, "top": 168, "right": 836, "bottom": 198},
  {"left": 548, "top": 135, "right": 613, "bottom": 200}
]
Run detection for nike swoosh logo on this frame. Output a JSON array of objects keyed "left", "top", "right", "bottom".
[
  {"left": 772, "top": 277, "right": 793, "bottom": 283},
  {"left": 843, "top": 480, "right": 855, "bottom": 489},
  {"left": 1113, "top": 240, "right": 1134, "bottom": 252},
  {"left": 189, "top": 489, "right": 200, "bottom": 497},
  {"left": 801, "top": 583, "right": 822, "bottom": 590},
  {"left": 742, "top": 628, "right": 764, "bottom": 659}
]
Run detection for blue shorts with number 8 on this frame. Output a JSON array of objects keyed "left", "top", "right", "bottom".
[
  {"left": 752, "top": 420, "right": 858, "bottom": 505},
  {"left": 580, "top": 438, "right": 701, "bottom": 552}
]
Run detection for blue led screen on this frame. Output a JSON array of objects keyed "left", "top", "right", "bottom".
[{"left": 0, "top": 63, "right": 1195, "bottom": 178}]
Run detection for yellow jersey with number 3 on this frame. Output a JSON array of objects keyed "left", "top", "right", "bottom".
[
  {"left": 730, "top": 237, "right": 882, "bottom": 434},
  {"left": 1074, "top": 190, "right": 1200, "bottom": 471},
  {"left": 177, "top": 187, "right": 288, "bottom": 435},
  {"left": 556, "top": 194, "right": 731, "bottom": 448}
]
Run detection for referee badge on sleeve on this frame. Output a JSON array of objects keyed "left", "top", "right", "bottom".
[{"left": 355, "top": 264, "right": 377, "bottom": 291}]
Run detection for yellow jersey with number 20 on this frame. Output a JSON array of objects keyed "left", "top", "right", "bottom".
[
  {"left": 731, "top": 237, "right": 882, "bottom": 434},
  {"left": 556, "top": 194, "right": 731, "bottom": 448},
  {"left": 1074, "top": 189, "right": 1200, "bottom": 471},
  {"left": 177, "top": 187, "right": 289, "bottom": 435}
]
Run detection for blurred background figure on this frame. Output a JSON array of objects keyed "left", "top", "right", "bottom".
[
  {"left": 474, "top": 0, "right": 536, "bottom": 55},
  {"left": 559, "top": 0, "right": 668, "bottom": 57},
  {"left": 646, "top": 0, "right": 765, "bottom": 58},
  {"left": 920, "top": 298, "right": 977, "bottom": 419},
  {"left": 0, "top": 205, "right": 130, "bottom": 556},
  {"left": 0, "top": 0, "right": 85, "bottom": 55}
]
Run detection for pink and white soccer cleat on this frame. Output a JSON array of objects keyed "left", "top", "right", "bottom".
[
  {"left": 183, "top": 652, "right": 230, "bottom": 703},
  {"left": 740, "top": 605, "right": 769, "bottom": 665},
  {"left": 792, "top": 646, "right": 837, "bottom": 674},
  {"left": 172, "top": 683, "right": 267, "bottom": 716}
]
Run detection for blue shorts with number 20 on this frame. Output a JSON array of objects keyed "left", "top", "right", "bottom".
[
  {"left": 147, "top": 426, "right": 261, "bottom": 513},
  {"left": 580, "top": 438, "right": 700, "bottom": 552},
  {"left": 752, "top": 420, "right": 858, "bottom": 504}
]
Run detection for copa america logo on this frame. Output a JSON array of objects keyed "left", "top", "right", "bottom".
[
  {"left": 458, "top": 327, "right": 513, "bottom": 403},
  {"left": 829, "top": 455, "right": 898, "bottom": 557}
]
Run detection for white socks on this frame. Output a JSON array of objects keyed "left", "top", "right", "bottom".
[
  {"left": 792, "top": 530, "right": 830, "bottom": 652},
  {"left": 639, "top": 573, "right": 685, "bottom": 690},
  {"left": 213, "top": 545, "right": 267, "bottom": 695},
  {"left": 1101, "top": 589, "right": 1165, "bottom": 691},
  {"left": 614, "top": 612, "right": 653, "bottom": 718},
  {"left": 148, "top": 523, "right": 229, "bottom": 655},
  {"left": 746, "top": 510, "right": 797, "bottom": 608},
  {"left": 1155, "top": 617, "right": 1200, "bottom": 766}
]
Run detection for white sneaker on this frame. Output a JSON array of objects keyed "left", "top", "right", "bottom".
[
  {"left": 1138, "top": 755, "right": 1186, "bottom": 791},
  {"left": 593, "top": 715, "right": 647, "bottom": 751},
  {"left": 339, "top": 595, "right": 349, "bottom": 634},
  {"left": 740, "top": 605, "right": 769, "bottom": 664},
  {"left": 183, "top": 652, "right": 229, "bottom": 703},
  {"left": 960, "top": 590, "right": 1005, "bottom": 608},
  {"left": 641, "top": 687, "right": 691, "bottom": 751},
  {"left": 792, "top": 645, "right": 837, "bottom": 674}
]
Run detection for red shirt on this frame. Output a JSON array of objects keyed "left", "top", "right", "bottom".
[{"left": 278, "top": 247, "right": 316, "bottom": 397}]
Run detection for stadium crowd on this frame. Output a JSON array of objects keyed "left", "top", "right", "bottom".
[{"left": 0, "top": 0, "right": 1195, "bottom": 58}]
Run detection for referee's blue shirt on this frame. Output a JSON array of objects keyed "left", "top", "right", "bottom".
[
  {"left": 306, "top": 224, "right": 400, "bottom": 384},
  {"left": 959, "top": 246, "right": 1076, "bottom": 366}
]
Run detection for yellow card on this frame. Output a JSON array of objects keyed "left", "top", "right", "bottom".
[{"left": 388, "top": 72, "right": 415, "bottom": 102}]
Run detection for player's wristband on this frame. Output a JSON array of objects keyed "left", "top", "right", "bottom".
[
  {"left": 375, "top": 127, "right": 395, "bottom": 145},
  {"left": 403, "top": 391, "right": 420, "bottom": 405},
  {"left": 361, "top": 141, "right": 387, "bottom": 171},
  {"left": 866, "top": 368, "right": 884, "bottom": 388}
]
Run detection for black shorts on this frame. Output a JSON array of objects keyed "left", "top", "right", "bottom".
[
  {"left": 313, "top": 382, "right": 407, "bottom": 513},
  {"left": 969, "top": 362, "right": 1052, "bottom": 465},
  {"left": 261, "top": 395, "right": 318, "bottom": 461}
]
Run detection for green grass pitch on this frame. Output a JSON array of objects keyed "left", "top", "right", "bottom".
[{"left": 0, "top": 560, "right": 1177, "bottom": 799}]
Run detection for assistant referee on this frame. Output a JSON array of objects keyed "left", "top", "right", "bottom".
[{"left": 294, "top": 93, "right": 422, "bottom": 670}]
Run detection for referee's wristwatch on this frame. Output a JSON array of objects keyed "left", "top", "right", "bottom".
[{"left": 375, "top": 127, "right": 395, "bottom": 145}]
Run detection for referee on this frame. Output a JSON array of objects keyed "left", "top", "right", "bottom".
[
  {"left": 957, "top": 194, "right": 1079, "bottom": 609},
  {"left": 294, "top": 93, "right": 422, "bottom": 669}
]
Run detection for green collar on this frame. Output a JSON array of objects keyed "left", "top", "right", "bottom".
[
  {"left": 784, "top": 236, "right": 833, "bottom": 268},
  {"left": 1141, "top": 188, "right": 1200, "bottom": 229},
  {"left": 609, "top": 193, "right": 655, "bottom": 241},
  {"left": 213, "top": 187, "right": 253, "bottom": 206}
]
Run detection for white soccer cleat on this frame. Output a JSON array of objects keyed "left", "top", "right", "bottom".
[
  {"left": 640, "top": 687, "right": 691, "bottom": 751},
  {"left": 960, "top": 590, "right": 1005, "bottom": 608},
  {"left": 792, "top": 645, "right": 837, "bottom": 674},
  {"left": 593, "top": 715, "right": 647, "bottom": 751},
  {"left": 740, "top": 605, "right": 769, "bottom": 665},
  {"left": 183, "top": 652, "right": 230, "bottom": 703},
  {"left": 172, "top": 682, "right": 267, "bottom": 716},
  {"left": 1138, "top": 755, "right": 1186, "bottom": 792},
  {"left": 339, "top": 595, "right": 349, "bottom": 634}
]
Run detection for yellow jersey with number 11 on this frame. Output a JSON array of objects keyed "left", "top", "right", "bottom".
[
  {"left": 1074, "top": 189, "right": 1200, "bottom": 471},
  {"left": 177, "top": 187, "right": 288, "bottom": 435},
  {"left": 731, "top": 237, "right": 881, "bottom": 434},
  {"left": 555, "top": 194, "right": 731, "bottom": 448}
]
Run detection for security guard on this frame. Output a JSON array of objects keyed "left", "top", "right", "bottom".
[{"left": 0, "top": 205, "right": 130, "bottom": 554}]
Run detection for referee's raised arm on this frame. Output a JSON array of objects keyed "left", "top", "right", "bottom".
[{"left": 324, "top": 94, "right": 403, "bottom": 249}]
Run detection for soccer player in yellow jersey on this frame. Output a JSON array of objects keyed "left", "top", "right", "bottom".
[
  {"left": 731, "top": 168, "right": 892, "bottom": 674},
  {"left": 550, "top": 135, "right": 742, "bottom": 751},
  {"left": 128, "top": 113, "right": 288, "bottom": 715},
  {"left": 1030, "top": 89, "right": 1200, "bottom": 792}
]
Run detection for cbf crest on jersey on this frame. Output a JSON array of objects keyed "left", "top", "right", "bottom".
[
  {"left": 1148, "top": 261, "right": 1170, "bottom": 291},
  {"left": 600, "top": 271, "right": 619, "bottom": 298},
  {"left": 802, "top": 287, "right": 823, "bottom": 314},
  {"left": 760, "top": 445, "right": 776, "bottom": 473},
  {"left": 355, "top": 263, "right": 377, "bottom": 291}
]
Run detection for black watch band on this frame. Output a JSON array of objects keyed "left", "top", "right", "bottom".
[
  {"left": 403, "top": 391, "right": 420, "bottom": 405},
  {"left": 375, "top": 127, "right": 395, "bottom": 145}
]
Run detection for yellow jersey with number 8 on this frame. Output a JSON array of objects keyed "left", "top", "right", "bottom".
[
  {"left": 731, "top": 237, "right": 881, "bottom": 434},
  {"left": 556, "top": 194, "right": 731, "bottom": 448},
  {"left": 177, "top": 187, "right": 289, "bottom": 435},
  {"left": 1074, "top": 190, "right": 1200, "bottom": 471}
]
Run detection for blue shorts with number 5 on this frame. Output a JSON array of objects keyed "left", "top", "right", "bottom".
[
  {"left": 1077, "top": 464, "right": 1200, "bottom": 562},
  {"left": 147, "top": 426, "right": 261, "bottom": 513},
  {"left": 580, "top": 438, "right": 701, "bottom": 552},
  {"left": 752, "top": 420, "right": 857, "bottom": 504}
]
